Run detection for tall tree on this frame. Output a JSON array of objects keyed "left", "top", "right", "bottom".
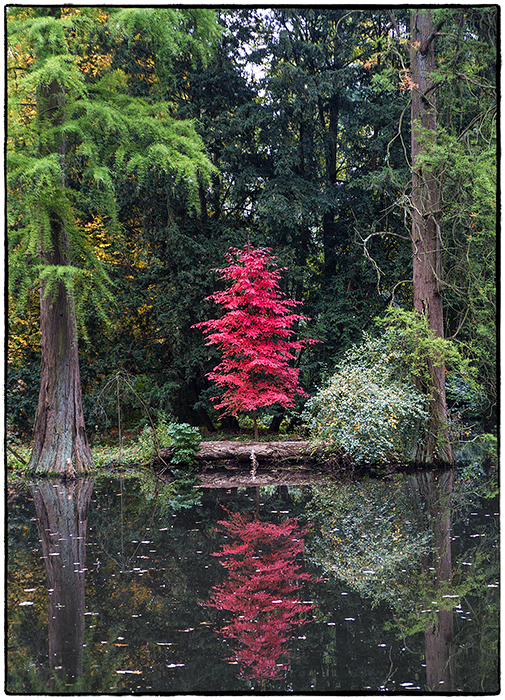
[
  {"left": 434, "top": 8, "right": 497, "bottom": 425},
  {"left": 7, "top": 7, "right": 219, "bottom": 473},
  {"left": 251, "top": 9, "right": 412, "bottom": 357},
  {"left": 410, "top": 9, "right": 453, "bottom": 464},
  {"left": 32, "top": 31, "right": 94, "bottom": 475}
]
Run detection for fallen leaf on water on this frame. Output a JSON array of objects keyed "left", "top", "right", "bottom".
[{"left": 116, "top": 670, "right": 141, "bottom": 675}]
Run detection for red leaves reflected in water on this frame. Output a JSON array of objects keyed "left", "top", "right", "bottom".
[{"left": 206, "top": 510, "right": 317, "bottom": 683}]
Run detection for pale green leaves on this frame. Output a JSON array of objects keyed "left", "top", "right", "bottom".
[
  {"left": 27, "top": 55, "right": 87, "bottom": 98},
  {"left": 109, "top": 8, "right": 220, "bottom": 67},
  {"left": 9, "top": 13, "right": 70, "bottom": 57},
  {"left": 303, "top": 327, "right": 430, "bottom": 463}
]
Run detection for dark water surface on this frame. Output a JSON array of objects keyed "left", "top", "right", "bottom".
[{"left": 7, "top": 469, "right": 499, "bottom": 694}]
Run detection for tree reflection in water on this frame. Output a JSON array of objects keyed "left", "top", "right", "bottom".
[
  {"left": 306, "top": 469, "right": 498, "bottom": 692},
  {"left": 31, "top": 478, "right": 94, "bottom": 689},
  {"left": 206, "top": 508, "right": 317, "bottom": 685},
  {"left": 415, "top": 470, "right": 455, "bottom": 692}
]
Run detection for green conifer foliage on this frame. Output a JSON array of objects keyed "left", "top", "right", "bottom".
[
  {"left": 7, "top": 7, "right": 219, "bottom": 472},
  {"left": 244, "top": 9, "right": 413, "bottom": 358}
]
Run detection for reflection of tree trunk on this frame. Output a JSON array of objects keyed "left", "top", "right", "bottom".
[
  {"left": 32, "top": 478, "right": 94, "bottom": 687},
  {"left": 417, "top": 470, "right": 455, "bottom": 692}
]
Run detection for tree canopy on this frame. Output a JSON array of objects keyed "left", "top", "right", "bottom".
[{"left": 7, "top": 7, "right": 497, "bottom": 462}]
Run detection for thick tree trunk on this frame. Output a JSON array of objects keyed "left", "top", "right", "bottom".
[
  {"left": 32, "top": 478, "right": 95, "bottom": 687},
  {"left": 410, "top": 10, "right": 453, "bottom": 464},
  {"left": 219, "top": 415, "right": 240, "bottom": 432},
  {"left": 28, "top": 77, "right": 94, "bottom": 475},
  {"left": 268, "top": 410, "right": 285, "bottom": 433},
  {"left": 191, "top": 382, "right": 216, "bottom": 432}
]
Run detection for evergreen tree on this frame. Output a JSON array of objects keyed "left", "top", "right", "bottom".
[
  {"left": 434, "top": 7, "right": 497, "bottom": 424},
  {"left": 248, "top": 9, "right": 413, "bottom": 358},
  {"left": 7, "top": 7, "right": 219, "bottom": 473},
  {"left": 378, "top": 7, "right": 496, "bottom": 455}
]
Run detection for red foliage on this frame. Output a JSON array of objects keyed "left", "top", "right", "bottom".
[
  {"left": 192, "top": 245, "right": 319, "bottom": 417},
  {"left": 206, "top": 510, "right": 316, "bottom": 683}
]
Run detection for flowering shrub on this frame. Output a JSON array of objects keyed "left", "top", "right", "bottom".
[{"left": 303, "top": 333, "right": 429, "bottom": 463}]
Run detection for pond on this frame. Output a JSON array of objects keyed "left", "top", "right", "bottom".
[{"left": 7, "top": 468, "right": 499, "bottom": 694}]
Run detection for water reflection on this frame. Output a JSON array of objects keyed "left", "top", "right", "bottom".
[
  {"left": 415, "top": 471, "right": 455, "bottom": 692},
  {"left": 307, "top": 469, "right": 498, "bottom": 693},
  {"left": 31, "top": 478, "right": 94, "bottom": 688},
  {"left": 206, "top": 509, "right": 316, "bottom": 685},
  {"left": 6, "top": 473, "right": 498, "bottom": 693}
]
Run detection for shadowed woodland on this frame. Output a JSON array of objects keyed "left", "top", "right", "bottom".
[{"left": 7, "top": 8, "right": 496, "bottom": 476}]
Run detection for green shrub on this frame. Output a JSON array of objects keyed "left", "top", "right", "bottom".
[
  {"left": 303, "top": 333, "right": 429, "bottom": 463},
  {"left": 138, "top": 414, "right": 201, "bottom": 466},
  {"left": 445, "top": 372, "right": 488, "bottom": 420}
]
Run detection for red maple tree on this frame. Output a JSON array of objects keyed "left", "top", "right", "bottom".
[
  {"left": 193, "top": 245, "right": 318, "bottom": 438},
  {"left": 205, "top": 510, "right": 316, "bottom": 685}
]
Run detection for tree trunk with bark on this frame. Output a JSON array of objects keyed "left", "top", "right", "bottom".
[
  {"left": 27, "top": 75, "right": 94, "bottom": 475},
  {"left": 321, "top": 93, "right": 339, "bottom": 277},
  {"left": 410, "top": 9, "right": 453, "bottom": 464}
]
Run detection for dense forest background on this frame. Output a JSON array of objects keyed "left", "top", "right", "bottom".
[{"left": 7, "top": 7, "right": 497, "bottom": 443}]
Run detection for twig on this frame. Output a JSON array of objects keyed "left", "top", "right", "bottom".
[
  {"left": 7, "top": 444, "right": 27, "bottom": 465},
  {"left": 380, "top": 646, "right": 397, "bottom": 689}
]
